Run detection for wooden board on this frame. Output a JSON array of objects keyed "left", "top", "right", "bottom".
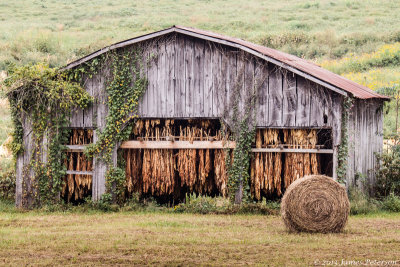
[{"left": 121, "top": 140, "right": 236, "bottom": 149}]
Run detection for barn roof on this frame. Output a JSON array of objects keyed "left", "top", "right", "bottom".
[{"left": 64, "top": 26, "right": 389, "bottom": 100}]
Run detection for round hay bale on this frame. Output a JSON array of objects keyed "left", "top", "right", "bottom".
[{"left": 281, "top": 175, "right": 350, "bottom": 233}]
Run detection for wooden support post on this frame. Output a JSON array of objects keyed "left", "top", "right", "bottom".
[
  {"left": 234, "top": 180, "right": 243, "bottom": 205},
  {"left": 92, "top": 131, "right": 106, "bottom": 201},
  {"left": 332, "top": 146, "right": 338, "bottom": 181}
]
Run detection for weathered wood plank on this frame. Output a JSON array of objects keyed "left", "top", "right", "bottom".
[
  {"left": 120, "top": 140, "right": 333, "bottom": 153},
  {"left": 92, "top": 130, "right": 106, "bottom": 201},
  {"left": 244, "top": 55, "right": 255, "bottom": 120},
  {"left": 218, "top": 47, "right": 229, "bottom": 117},
  {"left": 268, "top": 66, "right": 283, "bottom": 126},
  {"left": 252, "top": 148, "right": 334, "bottom": 154},
  {"left": 309, "top": 85, "right": 325, "bottom": 126},
  {"left": 83, "top": 76, "right": 93, "bottom": 127},
  {"left": 193, "top": 39, "right": 204, "bottom": 116},
  {"left": 331, "top": 93, "right": 342, "bottom": 146},
  {"left": 146, "top": 43, "right": 158, "bottom": 117},
  {"left": 121, "top": 140, "right": 236, "bottom": 149},
  {"left": 282, "top": 71, "right": 297, "bottom": 126},
  {"left": 138, "top": 44, "right": 149, "bottom": 116},
  {"left": 203, "top": 42, "right": 213, "bottom": 117},
  {"left": 295, "top": 77, "right": 311, "bottom": 127},
  {"left": 255, "top": 60, "right": 268, "bottom": 126},
  {"left": 236, "top": 52, "right": 246, "bottom": 117},
  {"left": 66, "top": 170, "right": 93, "bottom": 175},
  {"left": 166, "top": 39, "right": 175, "bottom": 117},
  {"left": 157, "top": 42, "right": 165, "bottom": 117},
  {"left": 184, "top": 38, "right": 194, "bottom": 117},
  {"left": 174, "top": 35, "right": 185, "bottom": 117}
]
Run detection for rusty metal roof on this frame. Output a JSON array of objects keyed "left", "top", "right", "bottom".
[{"left": 64, "top": 26, "right": 389, "bottom": 100}]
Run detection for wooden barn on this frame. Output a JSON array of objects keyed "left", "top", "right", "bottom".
[{"left": 15, "top": 26, "right": 389, "bottom": 207}]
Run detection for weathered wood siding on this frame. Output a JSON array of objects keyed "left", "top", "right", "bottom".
[
  {"left": 137, "top": 35, "right": 342, "bottom": 139},
  {"left": 347, "top": 99, "right": 384, "bottom": 190}
]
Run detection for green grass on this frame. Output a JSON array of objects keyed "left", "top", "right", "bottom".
[
  {"left": 0, "top": 201, "right": 399, "bottom": 266},
  {"left": 1, "top": 0, "right": 400, "bottom": 69}
]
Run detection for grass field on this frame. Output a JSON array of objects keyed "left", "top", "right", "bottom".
[
  {"left": 1, "top": 0, "right": 400, "bottom": 69},
  {"left": 0, "top": 202, "right": 399, "bottom": 266}
]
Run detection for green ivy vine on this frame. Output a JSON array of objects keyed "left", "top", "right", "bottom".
[
  {"left": 85, "top": 50, "right": 148, "bottom": 163},
  {"left": 2, "top": 62, "right": 92, "bottom": 206},
  {"left": 337, "top": 96, "right": 353, "bottom": 184},
  {"left": 223, "top": 59, "right": 258, "bottom": 204},
  {"left": 83, "top": 49, "right": 149, "bottom": 203}
]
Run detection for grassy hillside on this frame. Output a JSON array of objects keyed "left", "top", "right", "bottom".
[
  {"left": 1, "top": 0, "right": 400, "bottom": 69},
  {"left": 0, "top": 0, "right": 399, "bottom": 147}
]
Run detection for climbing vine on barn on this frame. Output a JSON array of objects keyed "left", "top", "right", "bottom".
[
  {"left": 2, "top": 63, "right": 92, "bottom": 206},
  {"left": 84, "top": 49, "right": 150, "bottom": 202}
]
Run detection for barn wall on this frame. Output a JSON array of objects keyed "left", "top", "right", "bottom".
[
  {"left": 66, "top": 33, "right": 345, "bottom": 201},
  {"left": 135, "top": 34, "right": 343, "bottom": 142},
  {"left": 71, "top": 34, "right": 342, "bottom": 132},
  {"left": 347, "top": 99, "right": 384, "bottom": 190}
]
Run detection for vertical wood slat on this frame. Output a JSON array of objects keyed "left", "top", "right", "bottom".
[
  {"left": 203, "top": 42, "right": 213, "bottom": 117},
  {"left": 185, "top": 38, "right": 195, "bottom": 117},
  {"left": 166, "top": 39, "right": 175, "bottom": 117},
  {"left": 331, "top": 94, "right": 343, "bottom": 147},
  {"left": 295, "top": 77, "right": 310, "bottom": 127},
  {"left": 255, "top": 60, "right": 268, "bottom": 126},
  {"left": 174, "top": 36, "right": 185, "bottom": 117},
  {"left": 157, "top": 42, "right": 164, "bottom": 117},
  {"left": 146, "top": 43, "right": 157, "bottom": 117},
  {"left": 236, "top": 52, "right": 245, "bottom": 118},
  {"left": 268, "top": 66, "right": 283, "bottom": 126},
  {"left": 309, "top": 85, "right": 324, "bottom": 126},
  {"left": 92, "top": 67, "right": 107, "bottom": 201},
  {"left": 83, "top": 76, "right": 93, "bottom": 127},
  {"left": 193, "top": 40, "right": 204, "bottom": 117},
  {"left": 244, "top": 56, "right": 254, "bottom": 117},
  {"left": 212, "top": 45, "right": 223, "bottom": 117},
  {"left": 219, "top": 48, "right": 229, "bottom": 117},
  {"left": 138, "top": 44, "right": 148, "bottom": 116},
  {"left": 282, "top": 71, "right": 297, "bottom": 126}
]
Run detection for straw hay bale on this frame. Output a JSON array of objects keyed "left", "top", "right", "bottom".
[{"left": 281, "top": 175, "right": 349, "bottom": 233}]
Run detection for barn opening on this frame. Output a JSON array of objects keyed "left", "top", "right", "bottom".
[
  {"left": 116, "top": 119, "right": 333, "bottom": 204},
  {"left": 63, "top": 129, "right": 94, "bottom": 203}
]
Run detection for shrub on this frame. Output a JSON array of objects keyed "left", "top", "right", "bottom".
[
  {"left": 173, "top": 194, "right": 225, "bottom": 214},
  {"left": 382, "top": 193, "right": 400, "bottom": 212},
  {"left": 348, "top": 187, "right": 380, "bottom": 215},
  {"left": 0, "top": 170, "right": 15, "bottom": 200},
  {"left": 375, "top": 136, "right": 400, "bottom": 197}
]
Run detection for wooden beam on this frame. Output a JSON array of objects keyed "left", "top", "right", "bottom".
[
  {"left": 66, "top": 170, "right": 93, "bottom": 175},
  {"left": 66, "top": 145, "right": 86, "bottom": 152},
  {"left": 251, "top": 148, "right": 333, "bottom": 154},
  {"left": 68, "top": 142, "right": 332, "bottom": 153},
  {"left": 120, "top": 140, "right": 236, "bottom": 149}
]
